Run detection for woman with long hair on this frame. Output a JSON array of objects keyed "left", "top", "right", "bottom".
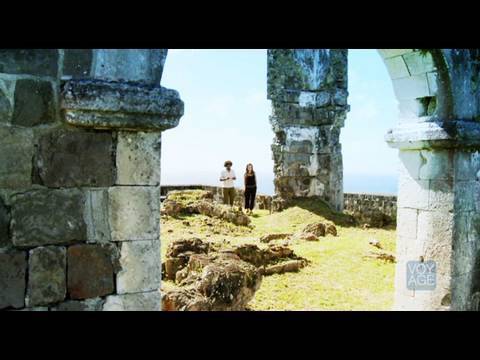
[{"left": 244, "top": 163, "right": 257, "bottom": 215}]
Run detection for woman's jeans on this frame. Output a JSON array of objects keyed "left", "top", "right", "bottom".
[{"left": 244, "top": 186, "right": 257, "bottom": 210}]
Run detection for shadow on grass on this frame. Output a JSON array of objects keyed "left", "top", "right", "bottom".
[
  {"left": 284, "top": 197, "right": 398, "bottom": 231},
  {"left": 282, "top": 197, "right": 357, "bottom": 228}
]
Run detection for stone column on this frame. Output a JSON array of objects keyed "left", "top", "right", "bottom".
[
  {"left": 387, "top": 121, "right": 480, "bottom": 310},
  {"left": 0, "top": 49, "right": 183, "bottom": 311},
  {"left": 267, "top": 49, "right": 349, "bottom": 211},
  {"left": 385, "top": 49, "right": 480, "bottom": 311}
]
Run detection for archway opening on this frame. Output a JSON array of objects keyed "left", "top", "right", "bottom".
[
  {"left": 159, "top": 49, "right": 404, "bottom": 311},
  {"left": 160, "top": 49, "right": 273, "bottom": 195},
  {"left": 342, "top": 49, "right": 399, "bottom": 195}
]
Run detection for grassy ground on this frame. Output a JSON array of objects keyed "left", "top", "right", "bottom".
[{"left": 161, "top": 195, "right": 396, "bottom": 311}]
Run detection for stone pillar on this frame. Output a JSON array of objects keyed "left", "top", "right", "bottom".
[
  {"left": 385, "top": 49, "right": 480, "bottom": 311},
  {"left": 387, "top": 121, "right": 480, "bottom": 310},
  {"left": 0, "top": 49, "right": 183, "bottom": 311},
  {"left": 267, "top": 49, "right": 349, "bottom": 211}
]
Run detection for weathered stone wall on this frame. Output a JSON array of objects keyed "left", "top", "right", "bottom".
[
  {"left": 0, "top": 49, "right": 183, "bottom": 311},
  {"left": 161, "top": 185, "right": 398, "bottom": 227},
  {"left": 267, "top": 50, "right": 349, "bottom": 212},
  {"left": 343, "top": 193, "right": 397, "bottom": 227}
]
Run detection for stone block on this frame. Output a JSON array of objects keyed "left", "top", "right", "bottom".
[
  {"left": 298, "top": 91, "right": 316, "bottom": 107},
  {"left": 61, "top": 79, "right": 184, "bottom": 131},
  {"left": 392, "top": 74, "right": 430, "bottom": 101},
  {"left": 62, "top": 49, "right": 93, "bottom": 78},
  {"left": 455, "top": 151, "right": 480, "bottom": 181},
  {"left": 467, "top": 212, "right": 480, "bottom": 244},
  {"left": 103, "top": 291, "right": 160, "bottom": 311},
  {"left": 397, "top": 173, "right": 429, "bottom": 210},
  {"left": 0, "top": 197, "right": 9, "bottom": 248},
  {"left": 417, "top": 210, "right": 454, "bottom": 259},
  {"left": 403, "top": 51, "right": 436, "bottom": 76},
  {"left": 0, "top": 86, "right": 12, "bottom": 124},
  {"left": 395, "top": 233, "right": 416, "bottom": 260},
  {"left": 116, "top": 131, "right": 161, "bottom": 186},
  {"left": 0, "top": 251, "right": 27, "bottom": 309},
  {"left": 35, "top": 129, "right": 114, "bottom": 187},
  {"left": 92, "top": 49, "right": 168, "bottom": 84},
  {"left": 286, "top": 139, "right": 313, "bottom": 154},
  {"left": 454, "top": 181, "right": 480, "bottom": 212},
  {"left": 283, "top": 152, "right": 312, "bottom": 165},
  {"left": 51, "top": 297, "right": 104, "bottom": 311},
  {"left": 333, "top": 89, "right": 348, "bottom": 106},
  {"left": 11, "top": 189, "right": 87, "bottom": 248},
  {"left": 108, "top": 186, "right": 160, "bottom": 241},
  {"left": 67, "top": 244, "right": 118, "bottom": 300},
  {"left": 383, "top": 55, "right": 410, "bottom": 79},
  {"left": 116, "top": 240, "right": 161, "bottom": 294},
  {"left": 421, "top": 150, "right": 452, "bottom": 180},
  {"left": 428, "top": 180, "right": 454, "bottom": 212},
  {"left": 316, "top": 91, "right": 332, "bottom": 107},
  {"left": 399, "top": 149, "right": 453, "bottom": 181},
  {"left": 396, "top": 208, "right": 418, "bottom": 240},
  {"left": 0, "top": 49, "right": 59, "bottom": 77},
  {"left": 0, "top": 126, "right": 34, "bottom": 188},
  {"left": 26, "top": 246, "right": 66, "bottom": 307},
  {"left": 12, "top": 79, "right": 55, "bottom": 127},
  {"left": 267, "top": 49, "right": 334, "bottom": 96},
  {"left": 84, "top": 189, "right": 111, "bottom": 243}
]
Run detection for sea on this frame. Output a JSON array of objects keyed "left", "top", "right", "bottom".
[{"left": 161, "top": 171, "right": 398, "bottom": 196}]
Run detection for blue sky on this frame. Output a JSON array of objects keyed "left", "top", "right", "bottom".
[{"left": 160, "top": 49, "right": 400, "bottom": 195}]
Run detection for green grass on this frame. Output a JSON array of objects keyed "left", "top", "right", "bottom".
[{"left": 161, "top": 198, "right": 396, "bottom": 311}]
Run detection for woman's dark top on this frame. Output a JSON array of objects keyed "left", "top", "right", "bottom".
[{"left": 245, "top": 173, "right": 257, "bottom": 188}]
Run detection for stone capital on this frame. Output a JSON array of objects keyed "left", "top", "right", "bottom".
[
  {"left": 385, "top": 120, "right": 480, "bottom": 150},
  {"left": 60, "top": 79, "right": 184, "bottom": 132}
]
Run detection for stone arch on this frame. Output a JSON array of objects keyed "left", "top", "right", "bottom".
[{"left": 378, "top": 49, "right": 447, "bottom": 120}]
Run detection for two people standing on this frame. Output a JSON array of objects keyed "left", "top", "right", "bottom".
[{"left": 219, "top": 160, "right": 257, "bottom": 214}]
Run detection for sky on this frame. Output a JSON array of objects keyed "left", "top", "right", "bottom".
[{"left": 160, "top": 49, "right": 400, "bottom": 195}]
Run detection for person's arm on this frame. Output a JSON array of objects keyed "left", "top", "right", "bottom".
[
  {"left": 231, "top": 170, "right": 237, "bottom": 181},
  {"left": 220, "top": 171, "right": 226, "bottom": 182}
]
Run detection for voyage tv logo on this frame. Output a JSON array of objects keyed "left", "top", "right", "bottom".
[{"left": 406, "top": 260, "right": 436, "bottom": 291}]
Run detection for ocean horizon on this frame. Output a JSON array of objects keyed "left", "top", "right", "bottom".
[{"left": 161, "top": 172, "right": 398, "bottom": 196}]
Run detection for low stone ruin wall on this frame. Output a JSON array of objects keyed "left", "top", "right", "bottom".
[
  {"left": 161, "top": 185, "right": 398, "bottom": 227},
  {"left": 343, "top": 193, "right": 397, "bottom": 227}
]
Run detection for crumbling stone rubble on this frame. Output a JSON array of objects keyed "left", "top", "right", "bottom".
[
  {"left": 161, "top": 238, "right": 309, "bottom": 311},
  {"left": 260, "top": 221, "right": 338, "bottom": 243},
  {"left": 162, "top": 251, "right": 262, "bottom": 311},
  {"left": 161, "top": 190, "right": 251, "bottom": 226}
]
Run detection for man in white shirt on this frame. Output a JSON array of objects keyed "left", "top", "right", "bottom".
[{"left": 220, "top": 160, "right": 236, "bottom": 206}]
